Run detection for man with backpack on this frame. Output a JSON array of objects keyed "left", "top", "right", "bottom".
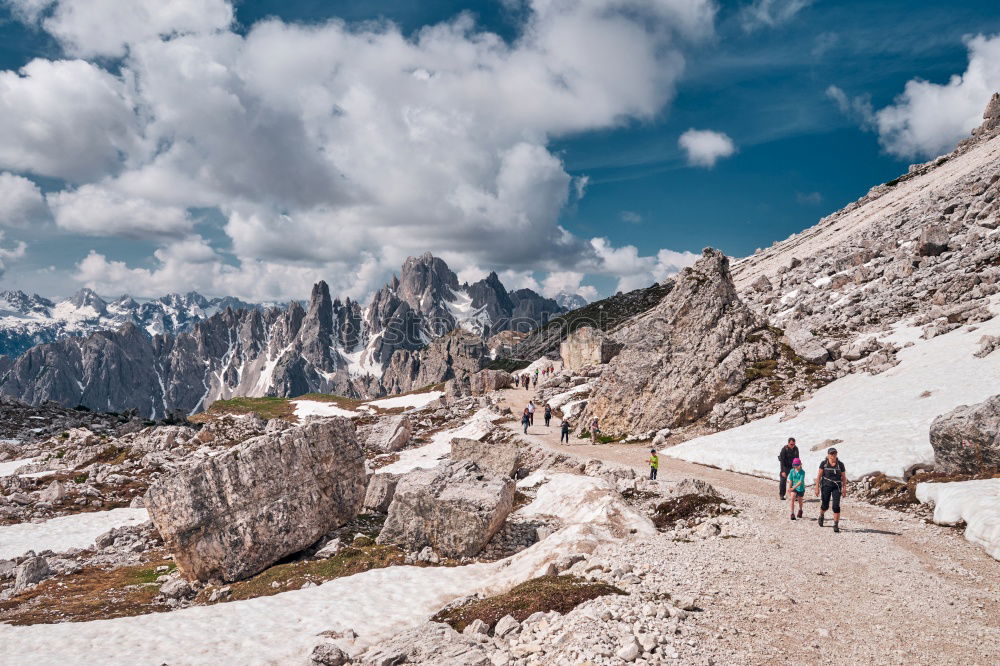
[
  {"left": 777, "top": 437, "right": 799, "bottom": 500},
  {"left": 560, "top": 419, "right": 570, "bottom": 443},
  {"left": 815, "top": 447, "right": 848, "bottom": 533},
  {"left": 543, "top": 404, "right": 552, "bottom": 427}
]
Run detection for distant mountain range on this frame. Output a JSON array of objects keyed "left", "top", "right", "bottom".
[
  {"left": 0, "top": 288, "right": 258, "bottom": 358},
  {"left": 0, "top": 254, "right": 583, "bottom": 416}
]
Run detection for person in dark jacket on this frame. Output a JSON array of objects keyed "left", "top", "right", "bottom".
[
  {"left": 521, "top": 408, "right": 530, "bottom": 434},
  {"left": 815, "top": 447, "right": 848, "bottom": 532},
  {"left": 560, "top": 419, "right": 570, "bottom": 443},
  {"left": 777, "top": 437, "right": 800, "bottom": 500},
  {"left": 543, "top": 404, "right": 552, "bottom": 427}
]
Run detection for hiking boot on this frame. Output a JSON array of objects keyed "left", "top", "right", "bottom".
[
  {"left": 779, "top": 495, "right": 786, "bottom": 501},
  {"left": 818, "top": 514, "right": 824, "bottom": 527},
  {"left": 790, "top": 513, "right": 795, "bottom": 521},
  {"left": 833, "top": 523, "right": 840, "bottom": 533},
  {"left": 797, "top": 509, "right": 803, "bottom": 518}
]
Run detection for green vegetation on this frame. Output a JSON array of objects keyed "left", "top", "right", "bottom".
[
  {"left": 432, "top": 576, "right": 625, "bottom": 632},
  {"left": 577, "top": 430, "right": 618, "bottom": 444},
  {"left": 190, "top": 396, "right": 296, "bottom": 422}
]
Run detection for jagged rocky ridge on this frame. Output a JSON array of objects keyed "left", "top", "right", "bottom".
[
  {"left": 0, "top": 254, "right": 565, "bottom": 416},
  {"left": 0, "top": 288, "right": 257, "bottom": 358}
]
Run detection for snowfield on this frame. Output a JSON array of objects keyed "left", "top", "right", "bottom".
[
  {"left": 916, "top": 479, "right": 1000, "bottom": 561},
  {"left": 668, "top": 313, "right": 1000, "bottom": 481},
  {"left": 0, "top": 457, "right": 34, "bottom": 477},
  {"left": 366, "top": 391, "right": 444, "bottom": 411},
  {"left": 0, "top": 508, "right": 149, "bottom": 559},
  {"left": 0, "top": 474, "right": 650, "bottom": 665},
  {"left": 380, "top": 408, "right": 497, "bottom": 474},
  {"left": 291, "top": 400, "right": 358, "bottom": 419}
]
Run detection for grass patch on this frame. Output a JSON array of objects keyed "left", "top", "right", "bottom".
[
  {"left": 0, "top": 556, "right": 174, "bottom": 625},
  {"left": 190, "top": 396, "right": 295, "bottom": 422},
  {"left": 745, "top": 359, "right": 778, "bottom": 381},
  {"left": 577, "top": 430, "right": 618, "bottom": 444},
  {"left": 432, "top": 575, "right": 625, "bottom": 632}
]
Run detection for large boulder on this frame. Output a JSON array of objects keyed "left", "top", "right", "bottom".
[
  {"left": 361, "top": 415, "right": 412, "bottom": 453},
  {"left": 376, "top": 461, "right": 515, "bottom": 558},
  {"left": 451, "top": 437, "right": 520, "bottom": 477},
  {"left": 929, "top": 396, "right": 1000, "bottom": 474},
  {"left": 146, "top": 418, "right": 365, "bottom": 582},
  {"left": 468, "top": 369, "right": 513, "bottom": 395},
  {"left": 560, "top": 326, "right": 623, "bottom": 372},
  {"left": 781, "top": 326, "right": 829, "bottom": 365},
  {"left": 582, "top": 248, "right": 779, "bottom": 436},
  {"left": 916, "top": 226, "right": 949, "bottom": 257}
]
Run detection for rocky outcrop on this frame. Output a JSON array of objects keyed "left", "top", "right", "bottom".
[
  {"left": 146, "top": 418, "right": 365, "bottom": 582},
  {"left": 382, "top": 330, "right": 490, "bottom": 395},
  {"left": 360, "top": 415, "right": 412, "bottom": 453},
  {"left": 376, "top": 461, "right": 515, "bottom": 558},
  {"left": 559, "top": 326, "right": 623, "bottom": 371},
  {"left": 506, "top": 282, "right": 673, "bottom": 362},
  {"left": 929, "top": 396, "right": 1000, "bottom": 474},
  {"left": 582, "top": 249, "right": 779, "bottom": 437},
  {"left": 451, "top": 437, "right": 520, "bottom": 477}
]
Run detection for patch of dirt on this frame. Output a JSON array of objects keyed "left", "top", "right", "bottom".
[
  {"left": 652, "top": 493, "right": 734, "bottom": 529},
  {"left": 431, "top": 575, "right": 625, "bottom": 632},
  {"left": 0, "top": 553, "right": 175, "bottom": 625}
]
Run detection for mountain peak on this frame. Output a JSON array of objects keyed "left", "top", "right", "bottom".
[{"left": 70, "top": 288, "right": 108, "bottom": 315}]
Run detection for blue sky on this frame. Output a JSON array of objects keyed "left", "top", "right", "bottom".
[{"left": 0, "top": 0, "right": 998, "bottom": 301}]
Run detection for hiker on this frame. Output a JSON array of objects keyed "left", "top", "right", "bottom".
[
  {"left": 788, "top": 458, "right": 805, "bottom": 520},
  {"left": 777, "top": 437, "right": 800, "bottom": 500},
  {"left": 527, "top": 400, "right": 536, "bottom": 425},
  {"left": 544, "top": 403, "right": 552, "bottom": 427},
  {"left": 521, "top": 408, "right": 530, "bottom": 434},
  {"left": 560, "top": 419, "right": 570, "bottom": 443},
  {"left": 532, "top": 373, "right": 538, "bottom": 387},
  {"left": 815, "top": 447, "right": 848, "bottom": 533},
  {"left": 590, "top": 417, "right": 600, "bottom": 444},
  {"left": 648, "top": 449, "right": 659, "bottom": 480}
]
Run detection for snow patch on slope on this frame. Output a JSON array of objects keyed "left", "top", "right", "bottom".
[
  {"left": 380, "top": 407, "right": 495, "bottom": 474},
  {"left": 667, "top": 314, "right": 1000, "bottom": 480},
  {"left": 0, "top": 509, "right": 149, "bottom": 559},
  {"left": 292, "top": 400, "right": 358, "bottom": 419},
  {"left": 916, "top": 479, "right": 1000, "bottom": 561},
  {"left": 367, "top": 391, "right": 443, "bottom": 411}
]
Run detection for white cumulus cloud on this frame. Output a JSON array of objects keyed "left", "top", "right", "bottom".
[
  {"left": 48, "top": 185, "right": 194, "bottom": 239},
  {"left": 0, "top": 173, "right": 48, "bottom": 227},
  {"left": 1, "top": 0, "right": 717, "bottom": 300},
  {"left": 678, "top": 128, "right": 737, "bottom": 168},
  {"left": 872, "top": 34, "right": 1000, "bottom": 159}
]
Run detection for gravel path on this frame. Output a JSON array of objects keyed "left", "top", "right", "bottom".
[{"left": 500, "top": 386, "right": 1000, "bottom": 665}]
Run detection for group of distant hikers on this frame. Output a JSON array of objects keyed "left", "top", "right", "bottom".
[
  {"left": 514, "top": 381, "right": 847, "bottom": 530},
  {"left": 779, "top": 437, "right": 848, "bottom": 532},
  {"left": 515, "top": 366, "right": 557, "bottom": 389}
]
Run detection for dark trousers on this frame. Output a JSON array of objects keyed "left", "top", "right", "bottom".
[
  {"left": 529, "top": 412, "right": 534, "bottom": 425},
  {"left": 650, "top": 467, "right": 658, "bottom": 480},
  {"left": 560, "top": 431, "right": 569, "bottom": 443},
  {"left": 544, "top": 415, "right": 551, "bottom": 426},
  {"left": 522, "top": 420, "right": 529, "bottom": 433},
  {"left": 779, "top": 467, "right": 791, "bottom": 497},
  {"left": 821, "top": 483, "right": 842, "bottom": 513}
]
